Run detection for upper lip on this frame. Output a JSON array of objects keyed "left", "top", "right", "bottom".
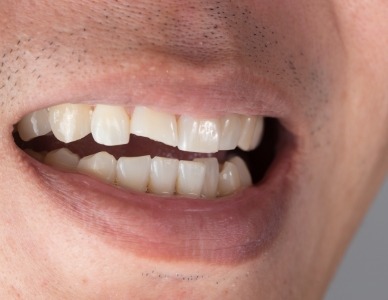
[{"left": 13, "top": 57, "right": 300, "bottom": 266}]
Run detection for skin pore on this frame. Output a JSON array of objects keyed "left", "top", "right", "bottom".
[{"left": 0, "top": 0, "right": 387, "bottom": 299}]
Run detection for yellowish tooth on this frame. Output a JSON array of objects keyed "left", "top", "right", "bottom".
[
  {"left": 48, "top": 103, "right": 92, "bottom": 143},
  {"left": 193, "top": 157, "right": 219, "bottom": 198},
  {"left": 44, "top": 148, "right": 80, "bottom": 171},
  {"left": 237, "top": 116, "right": 258, "bottom": 151},
  {"left": 18, "top": 109, "right": 51, "bottom": 142},
  {"left": 116, "top": 156, "right": 151, "bottom": 192},
  {"left": 228, "top": 156, "right": 252, "bottom": 187},
  {"left": 176, "top": 160, "right": 206, "bottom": 197},
  {"left": 77, "top": 151, "right": 117, "bottom": 183},
  {"left": 178, "top": 115, "right": 221, "bottom": 153},
  {"left": 25, "top": 149, "right": 45, "bottom": 162},
  {"left": 91, "top": 105, "right": 131, "bottom": 146},
  {"left": 130, "top": 106, "right": 178, "bottom": 147},
  {"left": 218, "top": 162, "right": 241, "bottom": 196},
  {"left": 250, "top": 117, "right": 264, "bottom": 150},
  {"left": 148, "top": 156, "right": 179, "bottom": 195},
  {"left": 219, "top": 114, "right": 242, "bottom": 150}
]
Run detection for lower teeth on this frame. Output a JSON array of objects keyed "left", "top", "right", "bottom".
[{"left": 25, "top": 147, "right": 250, "bottom": 198}]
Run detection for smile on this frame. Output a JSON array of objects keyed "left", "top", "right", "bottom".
[{"left": 12, "top": 65, "right": 299, "bottom": 265}]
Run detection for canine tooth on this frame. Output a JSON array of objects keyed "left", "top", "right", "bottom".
[
  {"left": 176, "top": 160, "right": 206, "bottom": 197},
  {"left": 48, "top": 103, "right": 92, "bottom": 143},
  {"left": 178, "top": 116, "right": 220, "bottom": 153},
  {"left": 218, "top": 162, "right": 241, "bottom": 196},
  {"left": 77, "top": 152, "right": 117, "bottom": 183},
  {"left": 149, "top": 156, "right": 178, "bottom": 195},
  {"left": 219, "top": 114, "right": 242, "bottom": 150},
  {"left": 237, "top": 116, "right": 258, "bottom": 151},
  {"left": 116, "top": 156, "right": 151, "bottom": 192},
  {"left": 250, "top": 117, "right": 264, "bottom": 150},
  {"left": 130, "top": 106, "right": 178, "bottom": 147},
  {"left": 17, "top": 109, "right": 51, "bottom": 141},
  {"left": 44, "top": 148, "right": 80, "bottom": 171},
  {"left": 91, "top": 105, "right": 130, "bottom": 146},
  {"left": 193, "top": 157, "right": 219, "bottom": 198},
  {"left": 228, "top": 156, "right": 252, "bottom": 187}
]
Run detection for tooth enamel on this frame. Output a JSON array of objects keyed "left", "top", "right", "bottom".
[
  {"left": 44, "top": 148, "right": 80, "bottom": 171},
  {"left": 130, "top": 106, "right": 178, "bottom": 147},
  {"left": 116, "top": 156, "right": 151, "bottom": 192},
  {"left": 48, "top": 103, "right": 92, "bottom": 143},
  {"left": 77, "top": 151, "right": 117, "bottom": 183},
  {"left": 91, "top": 105, "right": 131, "bottom": 146},
  {"left": 237, "top": 116, "right": 259, "bottom": 151},
  {"left": 149, "top": 156, "right": 179, "bottom": 195},
  {"left": 176, "top": 160, "right": 206, "bottom": 197},
  {"left": 219, "top": 114, "right": 242, "bottom": 150},
  {"left": 193, "top": 157, "right": 219, "bottom": 198},
  {"left": 25, "top": 149, "right": 45, "bottom": 162},
  {"left": 17, "top": 109, "right": 52, "bottom": 141},
  {"left": 178, "top": 116, "right": 221, "bottom": 153},
  {"left": 250, "top": 117, "right": 264, "bottom": 150},
  {"left": 228, "top": 156, "right": 252, "bottom": 187},
  {"left": 218, "top": 161, "right": 241, "bottom": 196}
]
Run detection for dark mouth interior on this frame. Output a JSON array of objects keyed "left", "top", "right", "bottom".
[{"left": 13, "top": 117, "right": 279, "bottom": 185}]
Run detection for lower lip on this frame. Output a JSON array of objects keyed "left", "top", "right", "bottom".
[{"left": 23, "top": 133, "right": 296, "bottom": 266}]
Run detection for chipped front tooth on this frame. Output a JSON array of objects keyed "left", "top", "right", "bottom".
[
  {"left": 77, "top": 151, "right": 117, "bottom": 183},
  {"left": 17, "top": 109, "right": 51, "bottom": 141},
  {"left": 219, "top": 114, "right": 242, "bottom": 150},
  {"left": 130, "top": 106, "right": 178, "bottom": 147},
  {"left": 116, "top": 156, "right": 151, "bottom": 192},
  {"left": 149, "top": 156, "right": 178, "bottom": 195},
  {"left": 218, "top": 161, "right": 241, "bottom": 196},
  {"left": 237, "top": 116, "right": 259, "bottom": 151},
  {"left": 193, "top": 157, "right": 219, "bottom": 198},
  {"left": 91, "top": 105, "right": 130, "bottom": 146},
  {"left": 178, "top": 116, "right": 220, "bottom": 153},
  {"left": 228, "top": 156, "right": 252, "bottom": 187},
  {"left": 177, "top": 160, "right": 206, "bottom": 197},
  {"left": 48, "top": 103, "right": 92, "bottom": 143},
  {"left": 44, "top": 148, "right": 80, "bottom": 171}
]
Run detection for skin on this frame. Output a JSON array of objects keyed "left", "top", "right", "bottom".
[{"left": 0, "top": 0, "right": 387, "bottom": 299}]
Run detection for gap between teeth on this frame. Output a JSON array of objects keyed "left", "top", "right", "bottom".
[
  {"left": 28, "top": 148, "right": 252, "bottom": 198},
  {"left": 17, "top": 104, "right": 264, "bottom": 153}
]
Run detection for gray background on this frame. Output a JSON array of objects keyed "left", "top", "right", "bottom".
[{"left": 326, "top": 180, "right": 388, "bottom": 299}]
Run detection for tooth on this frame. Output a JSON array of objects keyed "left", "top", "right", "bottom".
[
  {"left": 25, "top": 149, "right": 45, "bottom": 162},
  {"left": 116, "top": 156, "right": 151, "bottom": 192},
  {"left": 219, "top": 114, "right": 242, "bottom": 150},
  {"left": 178, "top": 116, "right": 220, "bottom": 153},
  {"left": 218, "top": 162, "right": 241, "bottom": 196},
  {"left": 17, "top": 109, "right": 52, "bottom": 141},
  {"left": 48, "top": 103, "right": 92, "bottom": 143},
  {"left": 250, "top": 117, "right": 264, "bottom": 150},
  {"left": 44, "top": 148, "right": 80, "bottom": 171},
  {"left": 149, "top": 156, "right": 178, "bottom": 195},
  {"left": 228, "top": 156, "right": 252, "bottom": 187},
  {"left": 91, "top": 105, "right": 131, "bottom": 146},
  {"left": 77, "top": 151, "right": 117, "bottom": 183},
  {"left": 176, "top": 160, "right": 206, "bottom": 197},
  {"left": 193, "top": 157, "right": 219, "bottom": 198},
  {"left": 130, "top": 106, "right": 178, "bottom": 147},
  {"left": 237, "top": 116, "right": 260, "bottom": 151}
]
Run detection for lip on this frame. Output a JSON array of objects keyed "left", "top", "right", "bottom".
[{"left": 13, "top": 62, "right": 300, "bottom": 266}]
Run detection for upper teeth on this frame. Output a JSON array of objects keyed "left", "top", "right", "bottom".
[{"left": 18, "top": 103, "right": 264, "bottom": 153}]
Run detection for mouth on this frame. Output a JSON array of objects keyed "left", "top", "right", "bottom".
[{"left": 12, "top": 65, "right": 298, "bottom": 265}]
